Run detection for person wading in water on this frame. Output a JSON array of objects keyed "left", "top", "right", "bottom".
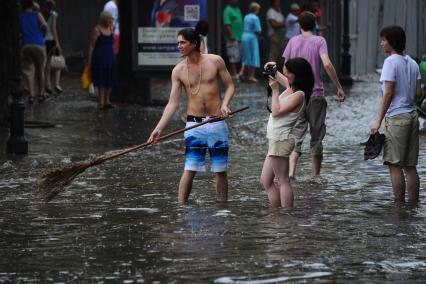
[{"left": 148, "top": 28, "right": 235, "bottom": 204}]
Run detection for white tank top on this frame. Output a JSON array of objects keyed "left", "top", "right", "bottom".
[
  {"left": 200, "top": 35, "right": 208, "bottom": 54},
  {"left": 45, "top": 11, "right": 58, "bottom": 41},
  {"left": 266, "top": 90, "right": 305, "bottom": 140}
]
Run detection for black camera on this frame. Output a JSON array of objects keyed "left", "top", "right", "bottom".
[
  {"left": 262, "top": 64, "right": 276, "bottom": 78},
  {"left": 263, "top": 65, "right": 275, "bottom": 112}
]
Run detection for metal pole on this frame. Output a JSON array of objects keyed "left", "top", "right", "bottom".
[
  {"left": 6, "top": 0, "right": 28, "bottom": 154},
  {"left": 340, "top": 0, "right": 353, "bottom": 86}
]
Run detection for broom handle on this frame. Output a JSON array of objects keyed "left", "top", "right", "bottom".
[{"left": 92, "top": 106, "right": 249, "bottom": 165}]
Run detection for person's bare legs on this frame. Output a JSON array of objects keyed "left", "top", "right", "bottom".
[
  {"left": 229, "top": 63, "right": 237, "bottom": 77},
  {"left": 178, "top": 170, "right": 196, "bottom": 204},
  {"left": 105, "top": 88, "right": 112, "bottom": 105},
  {"left": 289, "top": 151, "right": 300, "bottom": 178},
  {"left": 215, "top": 172, "right": 228, "bottom": 203},
  {"left": 98, "top": 88, "right": 103, "bottom": 107},
  {"left": 403, "top": 166, "right": 420, "bottom": 203},
  {"left": 45, "top": 68, "right": 52, "bottom": 91},
  {"left": 98, "top": 87, "right": 106, "bottom": 108},
  {"left": 389, "top": 165, "right": 405, "bottom": 202},
  {"left": 260, "top": 157, "right": 281, "bottom": 207},
  {"left": 312, "top": 155, "right": 322, "bottom": 176},
  {"left": 248, "top": 67, "right": 257, "bottom": 82},
  {"left": 238, "top": 64, "right": 245, "bottom": 78},
  {"left": 54, "top": 69, "right": 62, "bottom": 91},
  {"left": 270, "top": 156, "right": 293, "bottom": 207}
]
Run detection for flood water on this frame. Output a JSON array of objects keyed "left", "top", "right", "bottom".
[{"left": 1, "top": 76, "right": 426, "bottom": 283}]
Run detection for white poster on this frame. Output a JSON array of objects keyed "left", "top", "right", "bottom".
[{"left": 137, "top": 0, "right": 206, "bottom": 67}]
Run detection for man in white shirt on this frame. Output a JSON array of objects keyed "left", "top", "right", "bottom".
[
  {"left": 103, "top": 0, "right": 119, "bottom": 55},
  {"left": 371, "top": 26, "right": 422, "bottom": 203},
  {"left": 285, "top": 3, "right": 300, "bottom": 40}
]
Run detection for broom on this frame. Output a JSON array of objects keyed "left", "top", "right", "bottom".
[{"left": 35, "top": 106, "right": 249, "bottom": 202}]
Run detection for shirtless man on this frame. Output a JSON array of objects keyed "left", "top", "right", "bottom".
[{"left": 148, "top": 28, "right": 235, "bottom": 204}]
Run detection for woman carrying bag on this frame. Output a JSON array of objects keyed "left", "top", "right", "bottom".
[
  {"left": 87, "top": 11, "right": 118, "bottom": 110},
  {"left": 43, "top": 0, "right": 64, "bottom": 95}
]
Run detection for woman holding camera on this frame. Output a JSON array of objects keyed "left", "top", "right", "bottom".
[{"left": 260, "top": 58, "right": 314, "bottom": 207}]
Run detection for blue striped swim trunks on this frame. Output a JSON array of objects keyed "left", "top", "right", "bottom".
[{"left": 184, "top": 118, "right": 229, "bottom": 172}]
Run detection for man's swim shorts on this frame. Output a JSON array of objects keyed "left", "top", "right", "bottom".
[{"left": 184, "top": 116, "right": 229, "bottom": 172}]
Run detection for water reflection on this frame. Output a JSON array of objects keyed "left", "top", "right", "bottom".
[{"left": 0, "top": 78, "right": 426, "bottom": 282}]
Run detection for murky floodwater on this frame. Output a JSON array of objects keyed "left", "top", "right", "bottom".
[{"left": 1, "top": 76, "right": 426, "bottom": 283}]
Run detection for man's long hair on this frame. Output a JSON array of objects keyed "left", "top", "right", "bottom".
[{"left": 178, "top": 28, "right": 201, "bottom": 52}]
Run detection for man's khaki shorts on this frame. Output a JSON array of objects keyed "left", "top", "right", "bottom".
[
  {"left": 383, "top": 111, "right": 419, "bottom": 166},
  {"left": 292, "top": 96, "right": 327, "bottom": 156},
  {"left": 267, "top": 138, "right": 295, "bottom": 157}
]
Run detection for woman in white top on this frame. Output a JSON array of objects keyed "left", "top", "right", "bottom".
[
  {"left": 43, "top": 0, "right": 63, "bottom": 94},
  {"left": 261, "top": 58, "right": 314, "bottom": 207}
]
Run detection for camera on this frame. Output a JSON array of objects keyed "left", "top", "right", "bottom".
[
  {"left": 262, "top": 64, "right": 276, "bottom": 78},
  {"left": 262, "top": 64, "right": 275, "bottom": 112}
]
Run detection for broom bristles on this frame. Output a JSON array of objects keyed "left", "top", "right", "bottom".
[{"left": 35, "top": 161, "right": 91, "bottom": 202}]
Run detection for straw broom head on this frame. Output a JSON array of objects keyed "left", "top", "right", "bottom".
[{"left": 35, "top": 161, "right": 92, "bottom": 202}]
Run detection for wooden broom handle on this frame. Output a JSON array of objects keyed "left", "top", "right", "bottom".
[{"left": 93, "top": 106, "right": 249, "bottom": 165}]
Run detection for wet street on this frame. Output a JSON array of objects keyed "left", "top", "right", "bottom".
[{"left": 1, "top": 75, "right": 426, "bottom": 283}]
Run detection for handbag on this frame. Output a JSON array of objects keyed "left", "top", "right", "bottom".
[
  {"left": 81, "top": 66, "right": 90, "bottom": 90},
  {"left": 226, "top": 41, "right": 240, "bottom": 63},
  {"left": 88, "top": 82, "right": 96, "bottom": 95},
  {"left": 48, "top": 46, "right": 67, "bottom": 70},
  {"left": 50, "top": 54, "right": 66, "bottom": 70}
]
